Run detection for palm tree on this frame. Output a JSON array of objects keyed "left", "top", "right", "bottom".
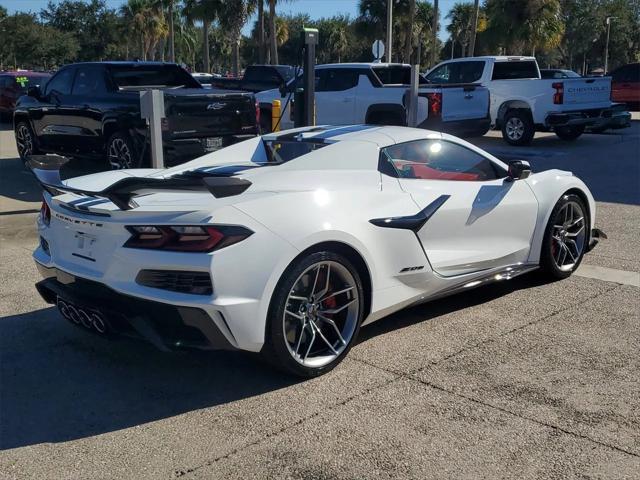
[
  {"left": 168, "top": 0, "right": 175, "bottom": 62},
  {"left": 122, "top": 0, "right": 168, "bottom": 61},
  {"left": 183, "top": 0, "right": 221, "bottom": 72},
  {"left": 257, "top": 0, "right": 265, "bottom": 63},
  {"left": 218, "top": 0, "right": 255, "bottom": 76},
  {"left": 404, "top": 0, "right": 416, "bottom": 63},
  {"left": 446, "top": 3, "right": 475, "bottom": 57},
  {"left": 524, "top": 0, "right": 564, "bottom": 56},
  {"left": 269, "top": 0, "right": 278, "bottom": 64}
]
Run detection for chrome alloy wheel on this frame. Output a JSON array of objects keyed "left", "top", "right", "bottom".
[
  {"left": 108, "top": 137, "right": 133, "bottom": 169},
  {"left": 505, "top": 117, "right": 525, "bottom": 141},
  {"left": 551, "top": 200, "right": 586, "bottom": 271},
  {"left": 283, "top": 261, "right": 360, "bottom": 368},
  {"left": 16, "top": 124, "right": 34, "bottom": 159}
]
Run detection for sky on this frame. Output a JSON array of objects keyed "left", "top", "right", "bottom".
[{"left": 2, "top": 0, "right": 456, "bottom": 41}]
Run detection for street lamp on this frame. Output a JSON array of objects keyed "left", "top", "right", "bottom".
[{"left": 604, "top": 16, "right": 617, "bottom": 75}]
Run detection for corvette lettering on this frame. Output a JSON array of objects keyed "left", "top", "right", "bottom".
[{"left": 54, "top": 213, "right": 103, "bottom": 228}]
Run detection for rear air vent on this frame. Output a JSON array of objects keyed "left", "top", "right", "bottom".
[{"left": 135, "top": 269, "right": 213, "bottom": 295}]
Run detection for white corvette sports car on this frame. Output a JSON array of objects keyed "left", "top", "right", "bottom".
[{"left": 31, "top": 125, "right": 605, "bottom": 377}]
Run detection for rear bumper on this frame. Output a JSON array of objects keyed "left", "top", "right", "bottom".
[
  {"left": 418, "top": 115, "right": 491, "bottom": 138},
  {"left": 546, "top": 105, "right": 631, "bottom": 129},
  {"left": 35, "top": 262, "right": 236, "bottom": 352}
]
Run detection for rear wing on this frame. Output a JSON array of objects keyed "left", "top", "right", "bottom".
[{"left": 28, "top": 155, "right": 252, "bottom": 210}]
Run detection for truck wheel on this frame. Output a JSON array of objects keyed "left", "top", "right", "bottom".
[
  {"left": 501, "top": 110, "right": 535, "bottom": 146},
  {"left": 106, "top": 132, "right": 140, "bottom": 170},
  {"left": 15, "top": 121, "right": 40, "bottom": 164},
  {"left": 554, "top": 125, "right": 585, "bottom": 141}
]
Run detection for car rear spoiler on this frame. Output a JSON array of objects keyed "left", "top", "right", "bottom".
[{"left": 27, "top": 155, "right": 252, "bottom": 210}]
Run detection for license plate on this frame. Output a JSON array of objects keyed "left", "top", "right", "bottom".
[
  {"left": 73, "top": 232, "right": 97, "bottom": 261},
  {"left": 203, "top": 137, "right": 223, "bottom": 151}
]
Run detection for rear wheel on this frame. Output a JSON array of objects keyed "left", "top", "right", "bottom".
[
  {"left": 263, "top": 251, "right": 364, "bottom": 377},
  {"left": 15, "top": 121, "right": 39, "bottom": 163},
  {"left": 106, "top": 132, "right": 140, "bottom": 170},
  {"left": 554, "top": 125, "right": 585, "bottom": 141},
  {"left": 501, "top": 109, "right": 535, "bottom": 146},
  {"left": 540, "top": 194, "right": 588, "bottom": 279}
]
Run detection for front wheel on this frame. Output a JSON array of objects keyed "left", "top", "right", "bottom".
[
  {"left": 540, "top": 194, "right": 588, "bottom": 279},
  {"left": 554, "top": 125, "right": 585, "bottom": 141},
  {"left": 263, "top": 252, "right": 365, "bottom": 377}
]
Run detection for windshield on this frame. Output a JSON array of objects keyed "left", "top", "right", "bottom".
[
  {"left": 263, "top": 140, "right": 328, "bottom": 164},
  {"left": 109, "top": 64, "right": 201, "bottom": 89}
]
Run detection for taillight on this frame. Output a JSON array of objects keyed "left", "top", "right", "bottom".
[
  {"left": 255, "top": 101, "right": 261, "bottom": 127},
  {"left": 425, "top": 92, "right": 442, "bottom": 117},
  {"left": 552, "top": 82, "right": 564, "bottom": 104},
  {"left": 124, "top": 225, "right": 253, "bottom": 252},
  {"left": 40, "top": 198, "right": 51, "bottom": 226}
]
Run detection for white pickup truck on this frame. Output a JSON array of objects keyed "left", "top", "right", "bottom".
[
  {"left": 256, "top": 63, "right": 491, "bottom": 138},
  {"left": 425, "top": 56, "right": 629, "bottom": 145}
]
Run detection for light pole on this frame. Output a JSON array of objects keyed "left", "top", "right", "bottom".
[
  {"left": 386, "top": 0, "right": 393, "bottom": 63},
  {"left": 604, "top": 16, "right": 617, "bottom": 74}
]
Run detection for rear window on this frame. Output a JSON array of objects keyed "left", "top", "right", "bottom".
[
  {"left": 263, "top": 140, "right": 328, "bottom": 164},
  {"left": 243, "top": 66, "right": 289, "bottom": 84},
  {"left": 492, "top": 61, "right": 539, "bottom": 80},
  {"left": 10, "top": 75, "right": 50, "bottom": 92},
  {"left": 373, "top": 66, "right": 428, "bottom": 85},
  {"left": 109, "top": 64, "right": 200, "bottom": 89}
]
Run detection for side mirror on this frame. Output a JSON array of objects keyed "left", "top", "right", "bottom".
[
  {"left": 27, "top": 86, "right": 41, "bottom": 99},
  {"left": 507, "top": 160, "right": 532, "bottom": 181}
]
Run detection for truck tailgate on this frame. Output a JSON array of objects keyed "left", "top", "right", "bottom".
[
  {"left": 562, "top": 77, "right": 611, "bottom": 107},
  {"left": 419, "top": 84, "right": 489, "bottom": 122}
]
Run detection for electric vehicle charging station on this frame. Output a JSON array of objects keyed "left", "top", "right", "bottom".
[
  {"left": 140, "top": 89, "right": 165, "bottom": 168},
  {"left": 293, "top": 27, "right": 319, "bottom": 128}
]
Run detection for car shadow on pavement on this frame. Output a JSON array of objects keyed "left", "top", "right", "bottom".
[
  {"left": 358, "top": 272, "right": 550, "bottom": 343},
  {"left": 0, "top": 306, "right": 298, "bottom": 451}
]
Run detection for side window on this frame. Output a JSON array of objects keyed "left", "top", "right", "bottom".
[
  {"left": 72, "top": 67, "right": 108, "bottom": 95},
  {"left": 380, "top": 139, "right": 505, "bottom": 181},
  {"left": 426, "top": 64, "right": 452, "bottom": 83},
  {"left": 318, "top": 69, "right": 359, "bottom": 92},
  {"left": 45, "top": 68, "right": 74, "bottom": 96},
  {"left": 456, "top": 61, "right": 484, "bottom": 83}
]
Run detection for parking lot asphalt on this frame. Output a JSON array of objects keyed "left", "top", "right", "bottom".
[{"left": 1, "top": 120, "right": 639, "bottom": 479}]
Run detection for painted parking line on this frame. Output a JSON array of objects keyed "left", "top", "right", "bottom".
[{"left": 576, "top": 264, "right": 640, "bottom": 287}]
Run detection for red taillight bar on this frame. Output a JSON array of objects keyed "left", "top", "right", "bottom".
[
  {"left": 124, "top": 225, "right": 253, "bottom": 252},
  {"left": 425, "top": 92, "right": 442, "bottom": 117},
  {"left": 552, "top": 82, "right": 564, "bottom": 105},
  {"left": 40, "top": 197, "right": 51, "bottom": 226}
]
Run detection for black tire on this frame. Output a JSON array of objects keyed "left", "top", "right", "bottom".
[
  {"left": 15, "top": 121, "right": 39, "bottom": 164},
  {"left": 263, "top": 251, "right": 365, "bottom": 378},
  {"left": 539, "top": 193, "right": 588, "bottom": 280},
  {"left": 554, "top": 125, "right": 585, "bottom": 141},
  {"left": 106, "top": 131, "right": 140, "bottom": 169},
  {"left": 501, "top": 109, "right": 535, "bottom": 146}
]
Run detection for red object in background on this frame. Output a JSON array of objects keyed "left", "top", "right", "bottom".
[
  {"left": 0, "top": 71, "right": 51, "bottom": 116},
  {"left": 609, "top": 63, "right": 640, "bottom": 109}
]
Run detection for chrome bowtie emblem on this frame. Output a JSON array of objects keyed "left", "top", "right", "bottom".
[{"left": 206, "top": 102, "right": 226, "bottom": 110}]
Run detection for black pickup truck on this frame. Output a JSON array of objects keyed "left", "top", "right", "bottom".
[
  {"left": 13, "top": 62, "right": 258, "bottom": 169},
  {"left": 210, "top": 65, "right": 296, "bottom": 93}
]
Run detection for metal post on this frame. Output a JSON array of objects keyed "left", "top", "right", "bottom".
[
  {"left": 386, "top": 0, "right": 393, "bottom": 63},
  {"left": 604, "top": 16, "right": 615, "bottom": 74},
  {"left": 139, "top": 90, "right": 165, "bottom": 169},
  {"left": 432, "top": 0, "right": 439, "bottom": 67},
  {"left": 303, "top": 27, "right": 318, "bottom": 127},
  {"left": 408, "top": 65, "right": 419, "bottom": 127}
]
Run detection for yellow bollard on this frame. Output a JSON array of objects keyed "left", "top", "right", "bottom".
[{"left": 271, "top": 99, "right": 281, "bottom": 132}]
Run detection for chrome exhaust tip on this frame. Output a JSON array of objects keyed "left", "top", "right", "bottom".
[
  {"left": 66, "top": 304, "right": 82, "bottom": 325},
  {"left": 78, "top": 308, "right": 94, "bottom": 329},
  {"left": 91, "top": 312, "right": 108, "bottom": 334}
]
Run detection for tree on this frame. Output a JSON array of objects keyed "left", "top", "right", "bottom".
[
  {"left": 523, "top": 0, "right": 564, "bottom": 55},
  {"left": 269, "top": 0, "right": 278, "bottom": 64},
  {"left": 183, "top": 0, "right": 221, "bottom": 72},
  {"left": 446, "top": 2, "right": 486, "bottom": 57},
  {"left": 218, "top": 0, "right": 255, "bottom": 76}
]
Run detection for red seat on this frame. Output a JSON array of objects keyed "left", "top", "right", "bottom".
[{"left": 409, "top": 164, "right": 480, "bottom": 181}]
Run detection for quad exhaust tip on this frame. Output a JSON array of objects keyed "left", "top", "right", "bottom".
[{"left": 57, "top": 299, "right": 108, "bottom": 335}]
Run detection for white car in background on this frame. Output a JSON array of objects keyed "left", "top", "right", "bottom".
[
  {"left": 256, "top": 63, "right": 491, "bottom": 138},
  {"left": 31, "top": 125, "right": 604, "bottom": 377},
  {"left": 425, "top": 56, "right": 630, "bottom": 145}
]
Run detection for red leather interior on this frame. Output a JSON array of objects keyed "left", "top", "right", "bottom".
[{"left": 408, "top": 164, "right": 481, "bottom": 181}]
